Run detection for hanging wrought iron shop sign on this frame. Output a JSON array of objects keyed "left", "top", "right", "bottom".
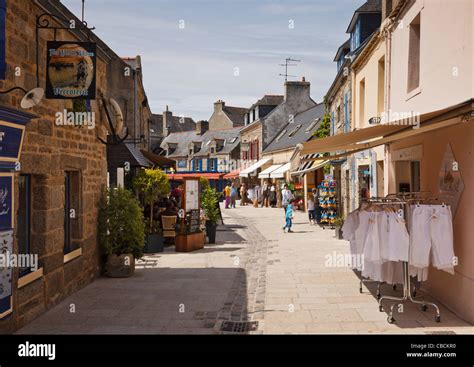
[{"left": 45, "top": 41, "right": 97, "bottom": 100}]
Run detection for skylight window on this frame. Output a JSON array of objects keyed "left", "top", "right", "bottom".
[
  {"left": 228, "top": 137, "right": 238, "bottom": 144},
  {"left": 275, "top": 129, "right": 287, "bottom": 142},
  {"left": 206, "top": 140, "right": 212, "bottom": 146},
  {"left": 306, "top": 118, "right": 320, "bottom": 132},
  {"left": 288, "top": 124, "right": 302, "bottom": 137}
]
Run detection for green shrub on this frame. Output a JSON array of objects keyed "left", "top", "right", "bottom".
[
  {"left": 201, "top": 187, "right": 221, "bottom": 224},
  {"left": 133, "top": 168, "right": 170, "bottom": 233},
  {"left": 98, "top": 187, "right": 146, "bottom": 259}
]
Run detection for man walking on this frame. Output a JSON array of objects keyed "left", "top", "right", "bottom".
[
  {"left": 230, "top": 183, "right": 238, "bottom": 208},
  {"left": 224, "top": 183, "right": 231, "bottom": 209},
  {"left": 281, "top": 184, "right": 294, "bottom": 214}
]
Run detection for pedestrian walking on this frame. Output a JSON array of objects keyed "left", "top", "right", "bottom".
[
  {"left": 313, "top": 188, "right": 321, "bottom": 224},
  {"left": 253, "top": 183, "right": 260, "bottom": 207},
  {"left": 230, "top": 183, "right": 238, "bottom": 208},
  {"left": 282, "top": 200, "right": 295, "bottom": 233},
  {"left": 269, "top": 184, "right": 277, "bottom": 207},
  {"left": 224, "top": 183, "right": 231, "bottom": 209},
  {"left": 240, "top": 183, "right": 248, "bottom": 206},
  {"left": 281, "top": 184, "right": 294, "bottom": 214},
  {"left": 247, "top": 185, "right": 255, "bottom": 206},
  {"left": 307, "top": 192, "right": 316, "bottom": 225},
  {"left": 261, "top": 181, "right": 269, "bottom": 208}
]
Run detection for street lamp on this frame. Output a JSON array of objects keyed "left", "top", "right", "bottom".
[{"left": 0, "top": 87, "right": 44, "bottom": 109}]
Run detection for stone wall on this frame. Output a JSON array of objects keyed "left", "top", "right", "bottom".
[{"left": 0, "top": 0, "right": 108, "bottom": 333}]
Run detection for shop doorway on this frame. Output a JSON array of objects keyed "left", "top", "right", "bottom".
[
  {"left": 358, "top": 165, "right": 371, "bottom": 200},
  {"left": 394, "top": 160, "right": 421, "bottom": 193}
]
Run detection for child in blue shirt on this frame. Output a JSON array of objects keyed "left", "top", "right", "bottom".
[{"left": 283, "top": 201, "right": 295, "bottom": 233}]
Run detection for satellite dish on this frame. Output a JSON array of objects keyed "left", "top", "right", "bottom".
[
  {"left": 20, "top": 88, "right": 44, "bottom": 109},
  {"left": 108, "top": 98, "right": 124, "bottom": 136}
]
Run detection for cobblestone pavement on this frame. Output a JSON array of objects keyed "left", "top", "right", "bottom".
[{"left": 17, "top": 204, "right": 474, "bottom": 335}]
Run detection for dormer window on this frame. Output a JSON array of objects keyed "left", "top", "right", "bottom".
[
  {"left": 350, "top": 19, "right": 361, "bottom": 51},
  {"left": 166, "top": 143, "right": 177, "bottom": 155},
  {"left": 210, "top": 147, "right": 215, "bottom": 154}
]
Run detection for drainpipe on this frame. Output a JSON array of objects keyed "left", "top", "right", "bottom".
[
  {"left": 383, "top": 19, "right": 394, "bottom": 196},
  {"left": 133, "top": 68, "right": 138, "bottom": 147}
]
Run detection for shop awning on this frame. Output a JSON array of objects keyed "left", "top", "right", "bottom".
[
  {"left": 258, "top": 164, "right": 283, "bottom": 179},
  {"left": 270, "top": 162, "right": 291, "bottom": 179},
  {"left": 140, "top": 149, "right": 175, "bottom": 168},
  {"left": 223, "top": 169, "right": 241, "bottom": 179},
  {"left": 291, "top": 157, "right": 330, "bottom": 176},
  {"left": 300, "top": 124, "right": 406, "bottom": 156},
  {"left": 167, "top": 173, "right": 224, "bottom": 181},
  {"left": 300, "top": 101, "right": 472, "bottom": 160},
  {"left": 239, "top": 157, "right": 272, "bottom": 178}
]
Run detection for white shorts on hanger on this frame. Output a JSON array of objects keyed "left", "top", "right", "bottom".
[
  {"left": 354, "top": 211, "right": 371, "bottom": 255},
  {"left": 385, "top": 212, "right": 410, "bottom": 262},
  {"left": 342, "top": 210, "right": 359, "bottom": 255},
  {"left": 363, "top": 212, "right": 383, "bottom": 263},
  {"left": 409, "top": 205, "right": 455, "bottom": 274}
]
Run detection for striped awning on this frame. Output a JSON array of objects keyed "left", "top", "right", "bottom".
[{"left": 291, "top": 153, "right": 328, "bottom": 176}]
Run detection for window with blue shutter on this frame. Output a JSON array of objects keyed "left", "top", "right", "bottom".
[
  {"left": 0, "top": 0, "right": 6, "bottom": 80},
  {"left": 350, "top": 19, "right": 361, "bottom": 52},
  {"left": 199, "top": 159, "right": 203, "bottom": 172},
  {"left": 191, "top": 159, "right": 195, "bottom": 171}
]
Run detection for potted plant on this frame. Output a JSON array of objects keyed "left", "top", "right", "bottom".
[
  {"left": 333, "top": 216, "right": 344, "bottom": 240},
  {"left": 201, "top": 187, "right": 221, "bottom": 244},
  {"left": 133, "top": 168, "right": 170, "bottom": 253},
  {"left": 98, "top": 187, "right": 145, "bottom": 277}
]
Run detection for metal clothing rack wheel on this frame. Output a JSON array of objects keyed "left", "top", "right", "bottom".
[{"left": 379, "top": 261, "right": 441, "bottom": 323}]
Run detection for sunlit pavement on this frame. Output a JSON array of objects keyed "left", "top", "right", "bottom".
[{"left": 17, "top": 203, "right": 474, "bottom": 334}]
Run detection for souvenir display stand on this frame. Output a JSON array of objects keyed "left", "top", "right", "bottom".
[{"left": 318, "top": 177, "right": 338, "bottom": 229}]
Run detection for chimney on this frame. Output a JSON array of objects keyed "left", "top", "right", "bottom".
[
  {"left": 196, "top": 120, "right": 209, "bottom": 135},
  {"left": 163, "top": 105, "right": 173, "bottom": 136},
  {"left": 214, "top": 100, "right": 225, "bottom": 113},
  {"left": 284, "top": 77, "right": 311, "bottom": 104}
]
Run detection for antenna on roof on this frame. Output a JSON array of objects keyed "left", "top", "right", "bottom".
[{"left": 279, "top": 58, "right": 301, "bottom": 82}]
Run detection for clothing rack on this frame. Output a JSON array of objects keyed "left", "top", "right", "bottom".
[
  {"left": 358, "top": 197, "right": 415, "bottom": 300},
  {"left": 375, "top": 195, "right": 442, "bottom": 323}
]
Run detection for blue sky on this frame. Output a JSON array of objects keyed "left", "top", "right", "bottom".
[{"left": 62, "top": 0, "right": 362, "bottom": 120}]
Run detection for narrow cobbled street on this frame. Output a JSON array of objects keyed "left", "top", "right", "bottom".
[{"left": 17, "top": 204, "right": 474, "bottom": 335}]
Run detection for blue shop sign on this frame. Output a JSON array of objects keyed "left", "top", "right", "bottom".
[{"left": 0, "top": 122, "right": 24, "bottom": 162}]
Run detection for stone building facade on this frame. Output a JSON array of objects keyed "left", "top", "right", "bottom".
[{"left": 0, "top": 0, "right": 110, "bottom": 333}]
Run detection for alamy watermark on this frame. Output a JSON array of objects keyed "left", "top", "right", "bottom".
[
  {"left": 325, "top": 251, "right": 364, "bottom": 270},
  {"left": 380, "top": 110, "right": 420, "bottom": 129},
  {"left": 0, "top": 252, "right": 39, "bottom": 272},
  {"left": 55, "top": 109, "right": 95, "bottom": 130}
]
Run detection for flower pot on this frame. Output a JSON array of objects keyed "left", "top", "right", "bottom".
[
  {"left": 106, "top": 254, "right": 135, "bottom": 278},
  {"left": 205, "top": 221, "right": 218, "bottom": 244},
  {"left": 144, "top": 233, "right": 164, "bottom": 253}
]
